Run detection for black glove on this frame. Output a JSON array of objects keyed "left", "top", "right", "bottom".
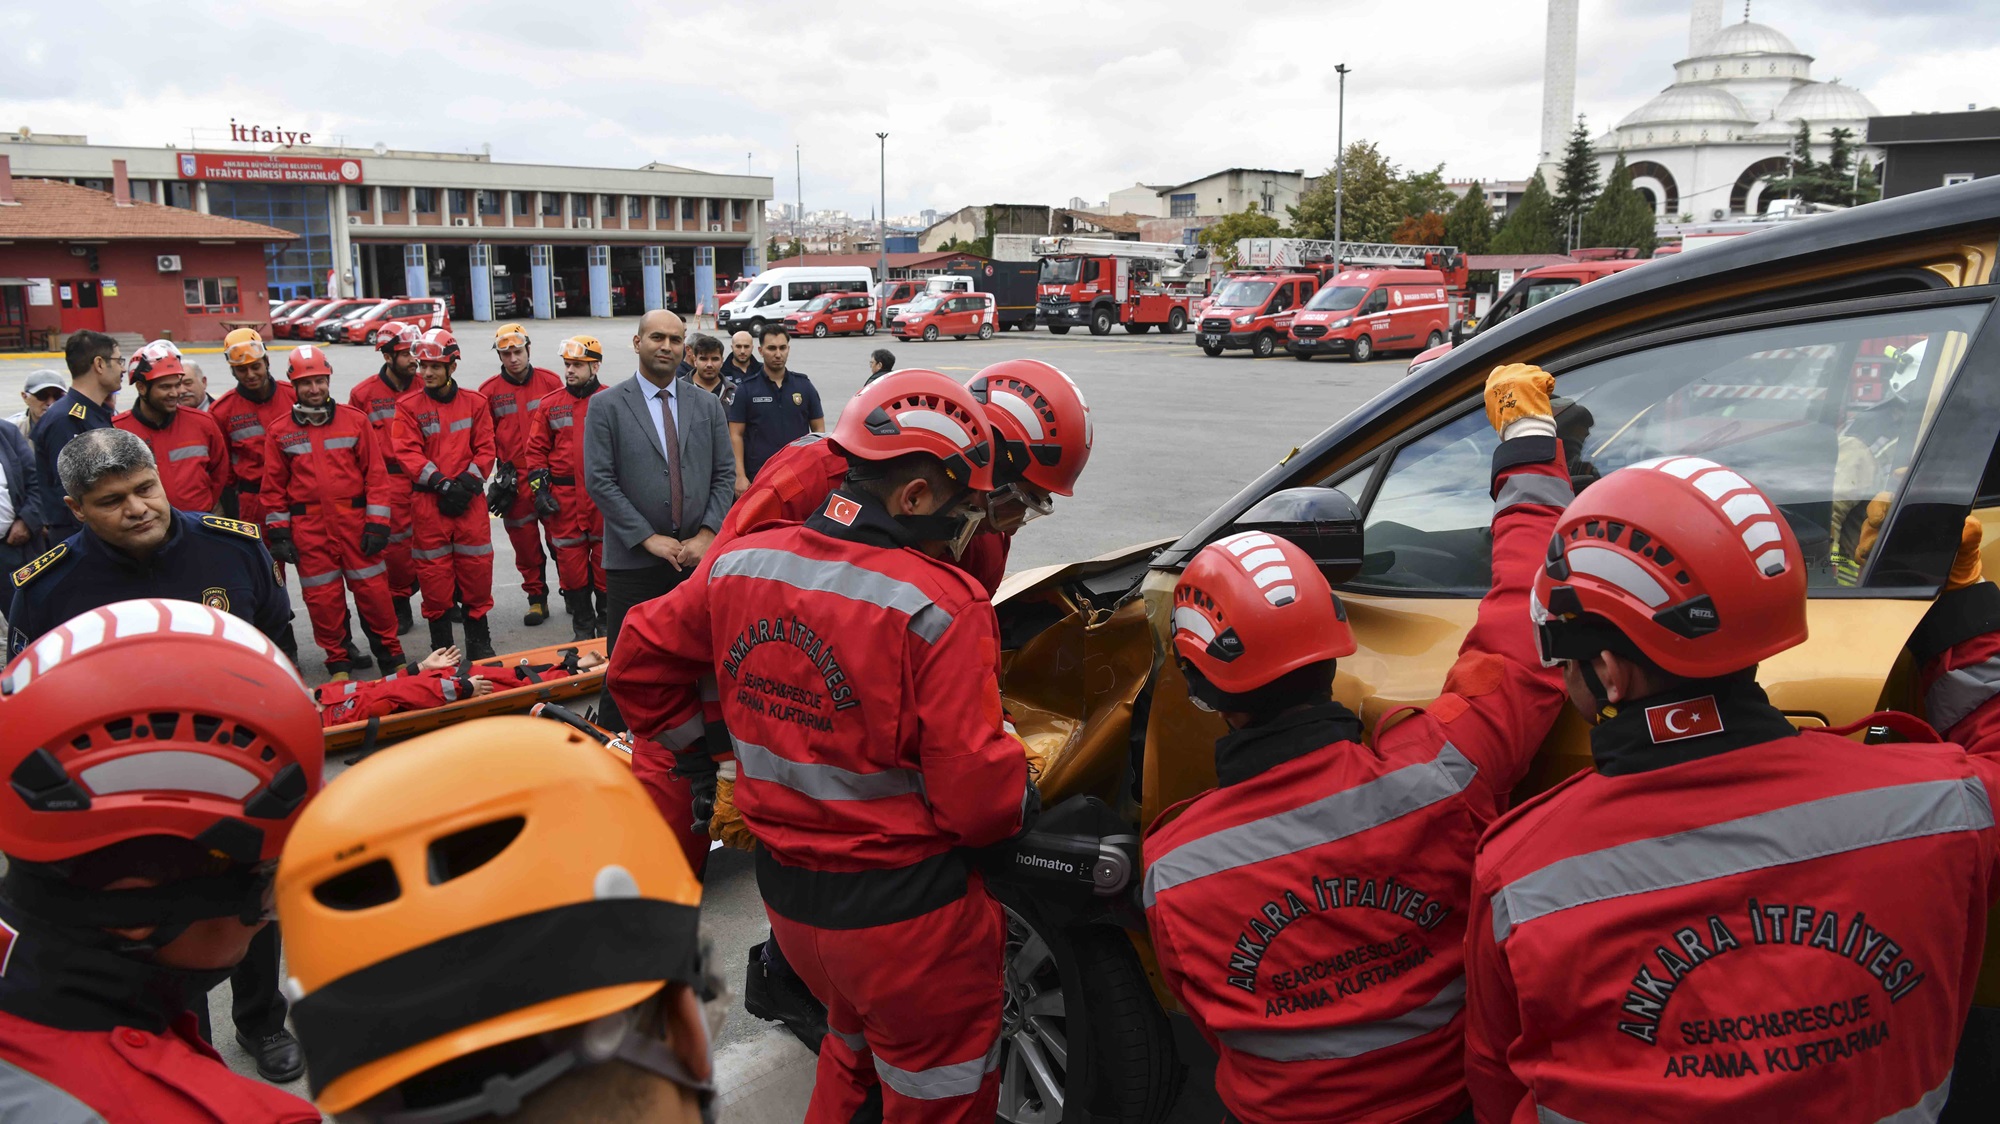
[
  {"left": 266, "top": 526, "right": 298, "bottom": 565},
  {"left": 435, "top": 480, "right": 472, "bottom": 517},
  {"left": 528, "top": 468, "right": 561, "bottom": 518},
  {"left": 671, "top": 740, "right": 719, "bottom": 835},
  {"left": 360, "top": 522, "right": 390, "bottom": 557},
  {"left": 486, "top": 461, "right": 518, "bottom": 512}
]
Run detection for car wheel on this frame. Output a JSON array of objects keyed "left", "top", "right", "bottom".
[
  {"left": 364, "top": 330, "right": 377, "bottom": 346},
  {"left": 814, "top": 323, "right": 829, "bottom": 338},
  {"left": 924, "top": 325, "right": 939, "bottom": 341},
  {"left": 1126, "top": 322, "right": 1150, "bottom": 334},
  {"left": 1252, "top": 332, "right": 1276, "bottom": 359},
  {"left": 992, "top": 890, "right": 1181, "bottom": 1124},
  {"left": 1200, "top": 343, "right": 1224, "bottom": 357},
  {"left": 1294, "top": 351, "right": 1313, "bottom": 361},
  {"left": 1017, "top": 314, "right": 1036, "bottom": 333},
  {"left": 863, "top": 320, "right": 877, "bottom": 336},
  {"left": 1166, "top": 308, "right": 1186, "bottom": 333},
  {"left": 1427, "top": 330, "right": 1444, "bottom": 349},
  {"left": 1049, "top": 324, "right": 1070, "bottom": 335},
  {"left": 979, "top": 324, "right": 994, "bottom": 340},
  {"left": 749, "top": 320, "right": 766, "bottom": 339},
  {"left": 1089, "top": 307, "right": 1113, "bottom": 336},
  {"left": 1352, "top": 335, "right": 1373, "bottom": 362}
]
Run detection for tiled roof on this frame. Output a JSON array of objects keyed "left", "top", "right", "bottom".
[{"left": 0, "top": 178, "right": 297, "bottom": 242}]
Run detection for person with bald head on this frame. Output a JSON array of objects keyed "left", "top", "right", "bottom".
[
  {"left": 723, "top": 330, "right": 763, "bottom": 386},
  {"left": 583, "top": 309, "right": 735, "bottom": 732}
]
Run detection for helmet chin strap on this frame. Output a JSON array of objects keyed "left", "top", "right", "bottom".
[{"left": 1574, "top": 658, "right": 1619, "bottom": 724}]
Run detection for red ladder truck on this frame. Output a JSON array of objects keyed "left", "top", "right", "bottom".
[{"left": 1033, "top": 236, "right": 1212, "bottom": 336}]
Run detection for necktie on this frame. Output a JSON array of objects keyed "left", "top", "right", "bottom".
[{"left": 661, "top": 384, "right": 684, "bottom": 533}]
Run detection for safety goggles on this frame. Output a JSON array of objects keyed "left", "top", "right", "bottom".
[
  {"left": 224, "top": 336, "right": 268, "bottom": 366},
  {"left": 494, "top": 328, "right": 529, "bottom": 351},
  {"left": 559, "top": 338, "right": 603, "bottom": 362},
  {"left": 986, "top": 482, "right": 1054, "bottom": 532},
  {"left": 946, "top": 502, "right": 987, "bottom": 561}
]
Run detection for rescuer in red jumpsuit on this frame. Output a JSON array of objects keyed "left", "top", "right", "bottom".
[
  {"left": 479, "top": 323, "right": 564, "bottom": 628},
  {"left": 110, "top": 340, "right": 230, "bottom": 513},
  {"left": 0, "top": 598, "right": 325, "bottom": 1123},
  {"left": 259, "top": 345, "right": 404, "bottom": 678},
  {"left": 314, "top": 643, "right": 604, "bottom": 726},
  {"left": 1463, "top": 372, "right": 2000, "bottom": 1122},
  {"left": 608, "top": 371, "right": 1036, "bottom": 1123},
  {"left": 1140, "top": 364, "right": 1570, "bottom": 1124},
  {"left": 523, "top": 335, "right": 608, "bottom": 641},
  {"left": 348, "top": 323, "right": 422, "bottom": 635},
  {"left": 391, "top": 328, "right": 498, "bottom": 659},
  {"left": 213, "top": 328, "right": 297, "bottom": 545}
]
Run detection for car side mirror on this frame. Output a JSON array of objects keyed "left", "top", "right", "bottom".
[{"left": 1232, "top": 487, "right": 1364, "bottom": 584}]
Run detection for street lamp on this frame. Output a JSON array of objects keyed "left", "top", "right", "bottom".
[
  {"left": 877, "top": 132, "right": 890, "bottom": 288},
  {"left": 1334, "top": 63, "right": 1350, "bottom": 263}
]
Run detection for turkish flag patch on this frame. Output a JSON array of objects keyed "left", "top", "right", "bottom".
[
  {"left": 824, "top": 495, "right": 860, "bottom": 526},
  {"left": 1645, "top": 695, "right": 1723, "bottom": 744},
  {"left": 0, "top": 915, "right": 17, "bottom": 978}
]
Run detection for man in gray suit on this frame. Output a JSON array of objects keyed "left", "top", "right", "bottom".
[{"left": 584, "top": 308, "right": 735, "bottom": 732}]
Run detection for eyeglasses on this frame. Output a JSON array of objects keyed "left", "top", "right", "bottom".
[{"left": 31, "top": 388, "right": 64, "bottom": 403}]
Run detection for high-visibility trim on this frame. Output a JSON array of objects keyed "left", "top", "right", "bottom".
[
  {"left": 1494, "top": 474, "right": 1573, "bottom": 513},
  {"left": 449, "top": 417, "right": 473, "bottom": 433},
  {"left": 1143, "top": 744, "right": 1475, "bottom": 907},
  {"left": 1927, "top": 657, "right": 2000, "bottom": 733},
  {"left": 451, "top": 543, "right": 494, "bottom": 556},
  {"left": 1491, "top": 779, "right": 1994, "bottom": 942},
  {"left": 228, "top": 424, "right": 265, "bottom": 441},
  {"left": 368, "top": 407, "right": 396, "bottom": 422},
  {"left": 388, "top": 528, "right": 414, "bottom": 543},
  {"left": 736, "top": 738, "right": 925, "bottom": 802},
  {"left": 412, "top": 546, "right": 451, "bottom": 560},
  {"left": 0, "top": 1054, "right": 109, "bottom": 1123},
  {"left": 832, "top": 1029, "right": 868, "bottom": 1053},
  {"left": 298, "top": 570, "right": 343, "bottom": 588},
  {"left": 324, "top": 436, "right": 359, "bottom": 450},
  {"left": 1218, "top": 977, "right": 1465, "bottom": 1061},
  {"left": 345, "top": 562, "right": 387, "bottom": 581},
  {"left": 419, "top": 422, "right": 441, "bottom": 436},
  {"left": 657, "top": 713, "right": 705, "bottom": 751},
  {"left": 1878, "top": 1074, "right": 1953, "bottom": 1123},
  {"left": 266, "top": 511, "right": 291, "bottom": 525},
  {"left": 550, "top": 415, "right": 575, "bottom": 429},
  {"left": 1536, "top": 1106, "right": 1586, "bottom": 1124},
  {"left": 503, "top": 515, "right": 536, "bottom": 528},
  {"left": 552, "top": 535, "right": 591, "bottom": 547},
  {"left": 493, "top": 403, "right": 518, "bottom": 417},
  {"left": 167, "top": 445, "right": 209, "bottom": 463},
  {"left": 279, "top": 442, "right": 310, "bottom": 456},
  {"left": 709, "top": 548, "right": 952, "bottom": 643},
  {"left": 871, "top": 1039, "right": 1000, "bottom": 1101},
  {"left": 417, "top": 462, "right": 440, "bottom": 487},
  {"left": 365, "top": 504, "right": 391, "bottom": 518}
]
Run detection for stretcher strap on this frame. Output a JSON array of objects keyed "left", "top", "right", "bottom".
[
  {"left": 344, "top": 716, "right": 383, "bottom": 767},
  {"left": 518, "top": 660, "right": 543, "bottom": 685}
]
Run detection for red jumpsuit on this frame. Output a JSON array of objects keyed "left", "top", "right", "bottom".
[
  {"left": 479, "top": 366, "right": 563, "bottom": 601},
  {"left": 609, "top": 489, "right": 1030, "bottom": 1124},
  {"left": 348, "top": 366, "right": 419, "bottom": 599},
  {"left": 111, "top": 406, "right": 230, "bottom": 513},
  {"left": 261, "top": 402, "right": 403, "bottom": 669},
  {"left": 390, "top": 383, "right": 497, "bottom": 622},
  {"left": 315, "top": 658, "right": 585, "bottom": 726},
  {"left": 0, "top": 1008, "right": 319, "bottom": 1123},
  {"left": 1141, "top": 437, "right": 1570, "bottom": 1124},
  {"left": 524, "top": 380, "right": 605, "bottom": 595},
  {"left": 1465, "top": 580, "right": 2000, "bottom": 1124},
  {"left": 211, "top": 381, "right": 297, "bottom": 541}
]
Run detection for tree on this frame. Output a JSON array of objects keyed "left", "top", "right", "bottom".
[
  {"left": 1580, "top": 155, "right": 1658, "bottom": 255},
  {"left": 1490, "top": 172, "right": 1562, "bottom": 254},
  {"left": 766, "top": 237, "right": 803, "bottom": 262},
  {"left": 1393, "top": 212, "right": 1446, "bottom": 245},
  {"left": 1398, "top": 164, "right": 1458, "bottom": 225},
  {"left": 1554, "top": 116, "right": 1602, "bottom": 248},
  {"left": 1443, "top": 183, "right": 1494, "bottom": 254},
  {"left": 1198, "top": 203, "right": 1287, "bottom": 267},
  {"left": 1852, "top": 155, "right": 1882, "bottom": 206},
  {"left": 1289, "top": 141, "right": 1402, "bottom": 244},
  {"left": 1764, "top": 120, "right": 1850, "bottom": 207}
]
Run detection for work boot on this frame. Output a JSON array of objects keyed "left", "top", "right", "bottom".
[
  {"left": 393, "top": 596, "right": 414, "bottom": 636},
  {"left": 370, "top": 641, "right": 405, "bottom": 677},
  {"left": 743, "top": 939, "right": 829, "bottom": 1051},
  {"left": 523, "top": 595, "right": 550, "bottom": 627},
  {"left": 563, "top": 590, "right": 598, "bottom": 642},
  {"left": 428, "top": 618, "right": 454, "bottom": 654},
  {"left": 463, "top": 614, "right": 497, "bottom": 660},
  {"left": 594, "top": 587, "right": 610, "bottom": 627}
]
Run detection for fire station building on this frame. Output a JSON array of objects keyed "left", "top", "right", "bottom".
[{"left": 0, "top": 129, "right": 774, "bottom": 323}]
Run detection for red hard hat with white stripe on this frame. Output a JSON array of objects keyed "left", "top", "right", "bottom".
[
  {"left": 412, "top": 327, "right": 461, "bottom": 365},
  {"left": 966, "top": 359, "right": 1093, "bottom": 496},
  {"left": 830, "top": 368, "right": 995, "bottom": 491},
  {"left": 0, "top": 599, "right": 322, "bottom": 864},
  {"left": 377, "top": 321, "right": 421, "bottom": 355},
  {"left": 125, "top": 339, "right": 186, "bottom": 385},
  {"left": 1173, "top": 531, "right": 1355, "bottom": 695},
  {"left": 1530, "top": 456, "right": 1808, "bottom": 679},
  {"left": 287, "top": 344, "right": 334, "bottom": 381}
]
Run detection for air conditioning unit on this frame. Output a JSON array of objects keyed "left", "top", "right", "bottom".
[
  {"left": 156, "top": 255, "right": 182, "bottom": 272},
  {"left": 347, "top": 215, "right": 361, "bottom": 225},
  {"left": 451, "top": 217, "right": 472, "bottom": 227},
  {"left": 575, "top": 217, "right": 594, "bottom": 230},
  {"left": 709, "top": 224, "right": 723, "bottom": 232}
]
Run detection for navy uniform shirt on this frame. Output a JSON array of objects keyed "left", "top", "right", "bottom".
[
  {"left": 29, "top": 387, "right": 112, "bottom": 543},
  {"left": 726, "top": 369, "right": 823, "bottom": 481},
  {"left": 7, "top": 510, "right": 294, "bottom": 660}
]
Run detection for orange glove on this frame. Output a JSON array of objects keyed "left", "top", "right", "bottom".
[
  {"left": 1948, "top": 516, "right": 1986, "bottom": 591},
  {"left": 1857, "top": 492, "right": 1894, "bottom": 563},
  {"left": 708, "top": 765, "right": 757, "bottom": 851},
  {"left": 1484, "top": 363, "right": 1556, "bottom": 436}
]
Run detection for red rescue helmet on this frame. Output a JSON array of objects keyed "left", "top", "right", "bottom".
[
  {"left": 287, "top": 344, "right": 334, "bottom": 382},
  {"left": 376, "top": 322, "right": 421, "bottom": 355},
  {"left": 1173, "top": 531, "right": 1355, "bottom": 697},
  {"left": 1531, "top": 456, "right": 1807, "bottom": 680},
  {"left": 966, "top": 359, "right": 1093, "bottom": 496},
  {"left": 125, "top": 339, "right": 186, "bottom": 385},
  {"left": 412, "top": 327, "right": 460, "bottom": 365},
  {"left": 0, "top": 599, "right": 321, "bottom": 865},
  {"left": 830, "top": 368, "right": 994, "bottom": 492}
]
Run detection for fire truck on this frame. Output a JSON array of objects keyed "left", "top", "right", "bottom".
[
  {"left": 1236, "top": 238, "right": 1467, "bottom": 298},
  {"left": 1033, "top": 237, "right": 1211, "bottom": 335}
]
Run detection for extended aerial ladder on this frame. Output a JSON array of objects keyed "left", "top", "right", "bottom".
[{"left": 1235, "top": 237, "right": 1462, "bottom": 272}]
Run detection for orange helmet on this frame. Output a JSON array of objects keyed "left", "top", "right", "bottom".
[
  {"left": 966, "top": 359, "right": 1093, "bottom": 496},
  {"left": 125, "top": 339, "right": 186, "bottom": 385},
  {"left": 829, "top": 368, "right": 994, "bottom": 491},
  {"left": 559, "top": 335, "right": 604, "bottom": 362},
  {"left": 223, "top": 327, "right": 268, "bottom": 367},
  {"left": 493, "top": 323, "right": 530, "bottom": 351},
  {"left": 287, "top": 344, "right": 334, "bottom": 382},
  {"left": 277, "top": 717, "right": 705, "bottom": 1115},
  {"left": 412, "top": 327, "right": 460, "bottom": 365},
  {"left": 376, "top": 322, "right": 420, "bottom": 355},
  {"left": 1173, "top": 532, "right": 1355, "bottom": 703}
]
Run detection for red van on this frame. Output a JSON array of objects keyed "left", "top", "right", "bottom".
[
  {"left": 271, "top": 299, "right": 332, "bottom": 339},
  {"left": 894, "top": 292, "right": 997, "bottom": 341},
  {"left": 874, "top": 279, "right": 928, "bottom": 325},
  {"left": 786, "top": 293, "right": 879, "bottom": 338},
  {"left": 1195, "top": 272, "right": 1320, "bottom": 358},
  {"left": 342, "top": 297, "right": 451, "bottom": 345},
  {"left": 1285, "top": 268, "right": 1451, "bottom": 362}
]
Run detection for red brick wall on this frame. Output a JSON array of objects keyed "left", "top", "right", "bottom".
[{"left": 0, "top": 240, "right": 276, "bottom": 344}]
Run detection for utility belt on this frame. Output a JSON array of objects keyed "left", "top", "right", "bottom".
[
  {"left": 550, "top": 475, "right": 576, "bottom": 487},
  {"left": 755, "top": 846, "right": 969, "bottom": 931},
  {"left": 290, "top": 498, "right": 366, "bottom": 515},
  {"left": 383, "top": 461, "right": 405, "bottom": 475}
]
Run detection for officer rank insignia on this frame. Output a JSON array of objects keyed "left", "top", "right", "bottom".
[
  {"left": 68, "top": 403, "right": 86, "bottom": 420},
  {"left": 12, "top": 544, "right": 65, "bottom": 588},
  {"left": 201, "top": 587, "right": 231, "bottom": 612},
  {"left": 200, "top": 515, "right": 263, "bottom": 539}
]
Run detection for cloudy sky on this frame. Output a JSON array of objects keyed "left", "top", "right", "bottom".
[{"left": 3, "top": 1, "right": 1991, "bottom": 218}]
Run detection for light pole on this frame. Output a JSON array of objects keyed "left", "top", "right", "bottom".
[
  {"left": 1334, "top": 63, "right": 1350, "bottom": 263},
  {"left": 877, "top": 132, "right": 890, "bottom": 287},
  {"left": 795, "top": 144, "right": 803, "bottom": 255}
]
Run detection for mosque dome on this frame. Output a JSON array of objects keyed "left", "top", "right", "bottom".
[
  {"left": 1699, "top": 20, "right": 1802, "bottom": 58},
  {"left": 1770, "top": 80, "right": 1881, "bottom": 124},
  {"left": 1618, "top": 85, "right": 1755, "bottom": 131}
]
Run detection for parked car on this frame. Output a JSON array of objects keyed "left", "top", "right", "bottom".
[
  {"left": 785, "top": 292, "right": 878, "bottom": 338},
  {"left": 1409, "top": 259, "right": 1653, "bottom": 373},
  {"left": 893, "top": 292, "right": 997, "bottom": 341},
  {"left": 977, "top": 178, "right": 2000, "bottom": 1122},
  {"left": 1284, "top": 266, "right": 1455, "bottom": 362},
  {"left": 315, "top": 300, "right": 391, "bottom": 342},
  {"left": 270, "top": 299, "right": 332, "bottom": 339},
  {"left": 873, "top": 278, "right": 928, "bottom": 325},
  {"left": 342, "top": 297, "right": 452, "bottom": 345},
  {"left": 293, "top": 299, "right": 377, "bottom": 342}
]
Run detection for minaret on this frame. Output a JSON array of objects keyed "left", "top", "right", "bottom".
[
  {"left": 1690, "top": 0, "right": 1724, "bottom": 55},
  {"left": 1536, "top": 0, "right": 1579, "bottom": 186}
]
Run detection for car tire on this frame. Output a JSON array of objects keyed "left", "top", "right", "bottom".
[
  {"left": 1352, "top": 335, "right": 1374, "bottom": 362},
  {"left": 1426, "top": 330, "right": 1444, "bottom": 349},
  {"left": 979, "top": 324, "right": 995, "bottom": 340},
  {"left": 1252, "top": 332, "right": 1276, "bottom": 359},
  {"left": 1089, "top": 307, "right": 1114, "bottom": 336},
  {"left": 1200, "top": 343, "right": 1224, "bottom": 357},
  {"left": 863, "top": 320, "right": 877, "bottom": 336},
  {"left": 814, "top": 323, "right": 829, "bottom": 338},
  {"left": 1294, "top": 351, "right": 1313, "bottom": 361},
  {"left": 1049, "top": 324, "right": 1070, "bottom": 335},
  {"left": 1126, "top": 322, "right": 1150, "bottom": 334},
  {"left": 748, "top": 320, "right": 766, "bottom": 339},
  {"left": 1166, "top": 308, "right": 1186, "bottom": 333},
  {"left": 924, "top": 325, "right": 939, "bottom": 342},
  {"left": 1018, "top": 313, "right": 1036, "bottom": 332},
  {"left": 364, "top": 330, "right": 377, "bottom": 346}
]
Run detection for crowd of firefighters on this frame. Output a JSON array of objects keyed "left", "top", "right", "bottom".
[{"left": 2, "top": 314, "right": 1999, "bottom": 1124}]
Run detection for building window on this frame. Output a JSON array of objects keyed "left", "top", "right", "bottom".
[
  {"left": 598, "top": 195, "right": 613, "bottom": 219},
  {"left": 78, "top": 178, "right": 109, "bottom": 193},
  {"left": 1945, "top": 173, "right": 1976, "bottom": 187},
  {"left": 414, "top": 187, "right": 438, "bottom": 214},
  {"left": 681, "top": 198, "right": 697, "bottom": 220},
  {"left": 182, "top": 276, "right": 241, "bottom": 313},
  {"left": 628, "top": 195, "right": 645, "bottom": 219},
  {"left": 1169, "top": 193, "right": 1197, "bottom": 218},
  {"left": 166, "top": 181, "right": 194, "bottom": 209},
  {"left": 513, "top": 191, "right": 534, "bottom": 216},
  {"left": 571, "top": 193, "right": 590, "bottom": 218},
  {"left": 347, "top": 186, "right": 369, "bottom": 212},
  {"left": 707, "top": 199, "right": 722, "bottom": 222},
  {"left": 656, "top": 196, "right": 674, "bottom": 219},
  {"left": 477, "top": 190, "right": 502, "bottom": 216},
  {"left": 448, "top": 189, "right": 469, "bottom": 215},
  {"left": 541, "top": 192, "right": 561, "bottom": 216},
  {"left": 128, "top": 180, "right": 153, "bottom": 204},
  {"left": 588, "top": 246, "right": 610, "bottom": 267},
  {"left": 732, "top": 200, "right": 745, "bottom": 221},
  {"left": 381, "top": 187, "right": 403, "bottom": 214}
]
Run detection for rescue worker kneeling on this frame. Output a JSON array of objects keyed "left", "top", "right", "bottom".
[
  {"left": 1464, "top": 448, "right": 2000, "bottom": 1120},
  {"left": 608, "top": 371, "right": 1035, "bottom": 1123},
  {"left": 0, "top": 599, "right": 324, "bottom": 1123},
  {"left": 276, "top": 717, "right": 715, "bottom": 1123},
  {"left": 1140, "top": 364, "right": 1572, "bottom": 1124}
]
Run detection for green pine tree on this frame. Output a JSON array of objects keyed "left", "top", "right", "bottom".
[
  {"left": 1554, "top": 116, "right": 1602, "bottom": 248},
  {"left": 1580, "top": 155, "right": 1658, "bottom": 255},
  {"left": 1443, "top": 182, "right": 1494, "bottom": 254},
  {"left": 1490, "top": 172, "right": 1562, "bottom": 254}
]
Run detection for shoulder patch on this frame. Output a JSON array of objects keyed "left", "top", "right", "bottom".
[
  {"left": 68, "top": 402, "right": 87, "bottom": 420},
  {"left": 200, "top": 515, "right": 263, "bottom": 540},
  {"left": 13, "top": 543, "right": 67, "bottom": 588}
]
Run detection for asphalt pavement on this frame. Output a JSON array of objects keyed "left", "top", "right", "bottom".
[{"left": 0, "top": 318, "right": 1407, "bottom": 1119}]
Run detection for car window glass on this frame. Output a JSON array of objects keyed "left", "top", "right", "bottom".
[
  {"left": 1271, "top": 284, "right": 1295, "bottom": 313},
  {"left": 1523, "top": 279, "right": 1583, "bottom": 310},
  {"left": 756, "top": 287, "right": 780, "bottom": 307},
  {"left": 1363, "top": 289, "right": 1389, "bottom": 315},
  {"left": 1349, "top": 302, "right": 1987, "bottom": 594}
]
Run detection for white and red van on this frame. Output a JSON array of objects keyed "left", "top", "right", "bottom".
[{"left": 1285, "top": 268, "right": 1452, "bottom": 362}]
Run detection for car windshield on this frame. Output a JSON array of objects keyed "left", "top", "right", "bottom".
[
  {"left": 1038, "top": 258, "right": 1081, "bottom": 285},
  {"left": 804, "top": 295, "right": 834, "bottom": 312},
  {"left": 1213, "top": 280, "right": 1276, "bottom": 308},
  {"left": 737, "top": 284, "right": 766, "bottom": 305},
  {"left": 904, "top": 295, "right": 941, "bottom": 313},
  {"left": 1306, "top": 285, "right": 1369, "bottom": 312},
  {"left": 874, "top": 281, "right": 900, "bottom": 301}
]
